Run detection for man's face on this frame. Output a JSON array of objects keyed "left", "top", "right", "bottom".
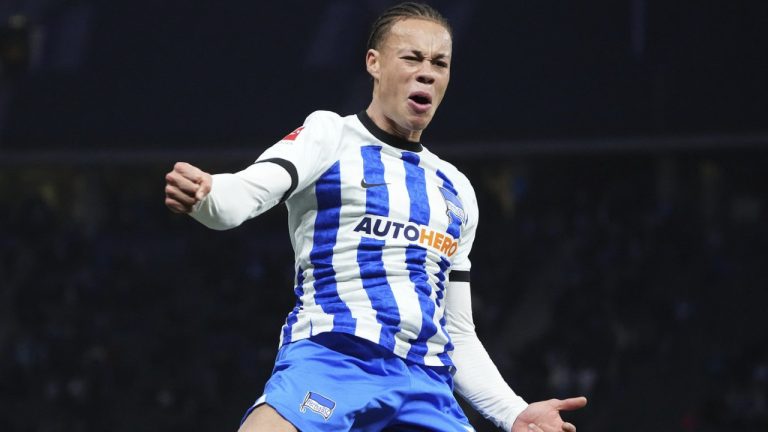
[{"left": 367, "top": 18, "right": 452, "bottom": 139}]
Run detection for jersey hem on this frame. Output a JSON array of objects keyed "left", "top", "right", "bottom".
[{"left": 280, "top": 328, "right": 455, "bottom": 368}]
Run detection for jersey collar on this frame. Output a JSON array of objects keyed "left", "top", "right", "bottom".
[{"left": 357, "top": 111, "right": 423, "bottom": 153}]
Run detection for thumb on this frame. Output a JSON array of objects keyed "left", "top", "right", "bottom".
[
  {"left": 195, "top": 172, "right": 213, "bottom": 200},
  {"left": 553, "top": 396, "right": 588, "bottom": 411}
]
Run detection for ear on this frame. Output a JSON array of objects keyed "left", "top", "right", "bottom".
[{"left": 366, "top": 49, "right": 381, "bottom": 80}]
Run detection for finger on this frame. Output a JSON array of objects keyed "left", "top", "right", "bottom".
[
  {"left": 173, "top": 162, "right": 203, "bottom": 180},
  {"left": 562, "top": 422, "right": 576, "bottom": 432},
  {"left": 166, "top": 171, "right": 201, "bottom": 196},
  {"left": 165, "top": 197, "right": 192, "bottom": 214},
  {"left": 165, "top": 184, "right": 197, "bottom": 207},
  {"left": 173, "top": 162, "right": 200, "bottom": 180},
  {"left": 554, "top": 396, "right": 588, "bottom": 411}
]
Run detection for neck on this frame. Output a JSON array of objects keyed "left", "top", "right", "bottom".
[{"left": 365, "top": 102, "right": 422, "bottom": 143}]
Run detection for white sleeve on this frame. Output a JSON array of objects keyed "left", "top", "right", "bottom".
[
  {"left": 189, "top": 110, "right": 344, "bottom": 230},
  {"left": 190, "top": 162, "right": 291, "bottom": 230},
  {"left": 446, "top": 279, "right": 529, "bottom": 431},
  {"left": 255, "top": 110, "right": 343, "bottom": 197}
]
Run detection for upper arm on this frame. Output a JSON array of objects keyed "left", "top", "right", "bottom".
[
  {"left": 254, "top": 110, "right": 344, "bottom": 201},
  {"left": 444, "top": 280, "right": 475, "bottom": 335}
]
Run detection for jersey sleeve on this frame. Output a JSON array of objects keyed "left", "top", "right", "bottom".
[
  {"left": 448, "top": 175, "right": 479, "bottom": 275},
  {"left": 255, "top": 110, "right": 344, "bottom": 200},
  {"left": 189, "top": 162, "right": 292, "bottom": 230},
  {"left": 445, "top": 280, "right": 529, "bottom": 430}
]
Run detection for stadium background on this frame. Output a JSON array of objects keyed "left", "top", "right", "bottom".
[{"left": 1, "top": 1, "right": 766, "bottom": 431}]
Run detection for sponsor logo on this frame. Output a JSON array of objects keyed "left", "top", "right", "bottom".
[
  {"left": 354, "top": 215, "right": 459, "bottom": 257},
  {"left": 439, "top": 186, "right": 467, "bottom": 225},
  {"left": 300, "top": 391, "right": 336, "bottom": 420},
  {"left": 360, "top": 178, "right": 389, "bottom": 189},
  {"left": 282, "top": 126, "right": 305, "bottom": 141}
]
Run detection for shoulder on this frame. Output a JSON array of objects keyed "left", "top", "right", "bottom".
[
  {"left": 449, "top": 167, "right": 478, "bottom": 218},
  {"left": 297, "top": 110, "right": 344, "bottom": 135},
  {"left": 283, "top": 110, "right": 346, "bottom": 147},
  {"left": 303, "top": 110, "right": 344, "bottom": 124}
]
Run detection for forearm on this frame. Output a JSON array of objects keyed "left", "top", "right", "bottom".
[
  {"left": 445, "top": 280, "right": 528, "bottom": 431},
  {"left": 190, "top": 162, "right": 291, "bottom": 230},
  {"left": 451, "top": 329, "right": 528, "bottom": 431}
]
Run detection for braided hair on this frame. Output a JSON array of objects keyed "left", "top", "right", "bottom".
[{"left": 366, "top": 2, "right": 452, "bottom": 51}]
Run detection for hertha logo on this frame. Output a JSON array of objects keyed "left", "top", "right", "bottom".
[
  {"left": 299, "top": 391, "right": 336, "bottom": 420},
  {"left": 439, "top": 186, "right": 467, "bottom": 225}
]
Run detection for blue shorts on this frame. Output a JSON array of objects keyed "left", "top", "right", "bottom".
[{"left": 242, "top": 333, "right": 474, "bottom": 432}]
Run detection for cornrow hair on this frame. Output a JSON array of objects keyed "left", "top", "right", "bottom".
[{"left": 366, "top": 2, "right": 452, "bottom": 51}]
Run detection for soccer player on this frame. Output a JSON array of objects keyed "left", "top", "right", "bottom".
[{"left": 164, "top": 3, "right": 586, "bottom": 431}]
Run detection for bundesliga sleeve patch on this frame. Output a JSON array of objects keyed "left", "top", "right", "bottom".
[{"left": 282, "top": 126, "right": 305, "bottom": 141}]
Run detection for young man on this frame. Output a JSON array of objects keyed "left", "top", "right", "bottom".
[{"left": 165, "top": 3, "right": 586, "bottom": 431}]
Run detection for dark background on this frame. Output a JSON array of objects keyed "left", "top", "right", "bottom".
[{"left": 1, "top": 1, "right": 766, "bottom": 431}]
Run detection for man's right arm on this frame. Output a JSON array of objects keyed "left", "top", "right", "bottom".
[
  {"left": 165, "top": 111, "right": 344, "bottom": 229},
  {"left": 164, "top": 161, "right": 291, "bottom": 230}
]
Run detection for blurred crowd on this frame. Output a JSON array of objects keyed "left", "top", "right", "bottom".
[{"left": 1, "top": 151, "right": 766, "bottom": 431}]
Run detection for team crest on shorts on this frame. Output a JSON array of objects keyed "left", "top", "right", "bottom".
[
  {"left": 439, "top": 186, "right": 467, "bottom": 225},
  {"left": 300, "top": 391, "right": 336, "bottom": 420}
]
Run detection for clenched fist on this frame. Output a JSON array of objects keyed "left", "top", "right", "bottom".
[{"left": 164, "top": 162, "right": 213, "bottom": 213}]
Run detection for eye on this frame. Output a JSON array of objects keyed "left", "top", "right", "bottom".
[
  {"left": 434, "top": 60, "right": 449, "bottom": 68},
  {"left": 401, "top": 56, "right": 420, "bottom": 62}
]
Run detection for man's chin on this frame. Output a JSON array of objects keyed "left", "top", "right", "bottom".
[{"left": 405, "top": 113, "right": 433, "bottom": 132}]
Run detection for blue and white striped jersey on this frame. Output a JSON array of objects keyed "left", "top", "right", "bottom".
[{"left": 257, "top": 110, "right": 479, "bottom": 367}]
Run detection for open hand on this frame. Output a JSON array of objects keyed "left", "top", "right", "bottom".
[{"left": 511, "top": 397, "right": 587, "bottom": 432}]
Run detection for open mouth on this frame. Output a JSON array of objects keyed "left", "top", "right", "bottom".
[
  {"left": 408, "top": 91, "right": 433, "bottom": 113},
  {"left": 408, "top": 92, "right": 432, "bottom": 105}
]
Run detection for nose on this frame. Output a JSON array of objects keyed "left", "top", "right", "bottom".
[
  {"left": 416, "top": 73, "right": 435, "bottom": 85},
  {"left": 416, "top": 62, "right": 436, "bottom": 85}
]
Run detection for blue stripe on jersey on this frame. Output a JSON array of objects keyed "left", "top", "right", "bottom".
[
  {"left": 361, "top": 146, "right": 389, "bottom": 217},
  {"left": 359, "top": 146, "right": 399, "bottom": 350},
  {"left": 404, "top": 245, "right": 436, "bottom": 363},
  {"left": 358, "top": 238, "right": 399, "bottom": 350},
  {"left": 436, "top": 169, "right": 461, "bottom": 239},
  {"left": 402, "top": 152, "right": 438, "bottom": 363},
  {"left": 309, "top": 161, "right": 356, "bottom": 332},
  {"left": 282, "top": 266, "right": 305, "bottom": 344},
  {"left": 436, "top": 256, "right": 454, "bottom": 365},
  {"left": 402, "top": 152, "right": 430, "bottom": 225}
]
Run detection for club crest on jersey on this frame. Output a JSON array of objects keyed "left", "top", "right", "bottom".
[
  {"left": 439, "top": 186, "right": 467, "bottom": 225},
  {"left": 300, "top": 391, "right": 335, "bottom": 420}
]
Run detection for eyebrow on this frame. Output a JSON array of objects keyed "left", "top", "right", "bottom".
[{"left": 405, "top": 49, "right": 450, "bottom": 60}]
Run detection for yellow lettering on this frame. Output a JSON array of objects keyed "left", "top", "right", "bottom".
[
  {"left": 441, "top": 237, "right": 453, "bottom": 254},
  {"left": 433, "top": 233, "right": 444, "bottom": 250},
  {"left": 420, "top": 228, "right": 435, "bottom": 247}
]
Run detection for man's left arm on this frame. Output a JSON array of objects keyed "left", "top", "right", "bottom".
[
  {"left": 445, "top": 278, "right": 587, "bottom": 432},
  {"left": 445, "top": 277, "right": 528, "bottom": 430}
]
